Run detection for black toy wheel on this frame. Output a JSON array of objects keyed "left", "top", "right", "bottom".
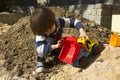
[
  {"left": 92, "top": 44, "right": 100, "bottom": 55},
  {"left": 79, "top": 58, "right": 88, "bottom": 68}
]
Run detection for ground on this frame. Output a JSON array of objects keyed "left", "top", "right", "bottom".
[{"left": 0, "top": 7, "right": 120, "bottom": 80}]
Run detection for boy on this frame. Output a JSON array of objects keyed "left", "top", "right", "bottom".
[{"left": 30, "top": 6, "right": 88, "bottom": 73}]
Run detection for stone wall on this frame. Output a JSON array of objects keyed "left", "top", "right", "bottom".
[
  {"left": 37, "top": 0, "right": 119, "bottom": 29},
  {"left": 0, "top": 0, "right": 120, "bottom": 28},
  {"left": 46, "top": 0, "right": 120, "bottom": 29},
  {"left": 65, "top": 4, "right": 120, "bottom": 29}
]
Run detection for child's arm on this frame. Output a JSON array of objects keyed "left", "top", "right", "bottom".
[
  {"left": 56, "top": 17, "right": 88, "bottom": 39},
  {"left": 35, "top": 35, "right": 61, "bottom": 56}
]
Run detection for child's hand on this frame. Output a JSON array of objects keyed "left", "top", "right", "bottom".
[
  {"left": 79, "top": 28, "right": 88, "bottom": 39},
  {"left": 51, "top": 40, "right": 62, "bottom": 50},
  {"left": 56, "top": 40, "right": 62, "bottom": 48}
]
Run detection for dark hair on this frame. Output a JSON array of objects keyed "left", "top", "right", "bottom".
[{"left": 30, "top": 6, "right": 55, "bottom": 35}]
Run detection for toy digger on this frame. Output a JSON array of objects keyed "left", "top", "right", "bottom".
[
  {"left": 77, "top": 37, "right": 100, "bottom": 55},
  {"left": 58, "top": 36, "right": 100, "bottom": 68}
]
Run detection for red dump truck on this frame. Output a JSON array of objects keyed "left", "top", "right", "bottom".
[{"left": 58, "top": 36, "right": 100, "bottom": 68}]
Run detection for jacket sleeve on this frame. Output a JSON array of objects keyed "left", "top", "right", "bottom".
[
  {"left": 35, "top": 35, "right": 52, "bottom": 57},
  {"left": 56, "top": 17, "right": 83, "bottom": 30}
]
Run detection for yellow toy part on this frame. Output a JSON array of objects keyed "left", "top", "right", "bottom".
[{"left": 77, "top": 38, "right": 99, "bottom": 52}]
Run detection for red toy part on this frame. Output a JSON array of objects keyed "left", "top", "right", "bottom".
[{"left": 58, "top": 36, "right": 81, "bottom": 64}]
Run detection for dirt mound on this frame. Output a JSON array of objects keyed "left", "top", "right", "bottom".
[
  {"left": 0, "top": 16, "right": 62, "bottom": 80},
  {"left": 0, "top": 16, "right": 36, "bottom": 76},
  {"left": 0, "top": 7, "right": 113, "bottom": 80}
]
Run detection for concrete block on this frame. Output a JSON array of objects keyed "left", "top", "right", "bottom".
[
  {"left": 86, "top": 4, "right": 95, "bottom": 9},
  {"left": 83, "top": 15, "right": 92, "bottom": 20},
  {"left": 104, "top": 0, "right": 113, "bottom": 5},
  {"left": 68, "top": 5, "right": 75, "bottom": 13},
  {"left": 83, "top": 14, "right": 102, "bottom": 25},
  {"left": 83, "top": 14, "right": 89, "bottom": 19},
  {"left": 75, "top": 9, "right": 80, "bottom": 15},
  {"left": 95, "top": 4, "right": 103, "bottom": 9},
  {"left": 83, "top": 14, "right": 101, "bottom": 25},
  {"left": 80, "top": 5, "right": 87, "bottom": 11},
  {"left": 91, "top": 9, "right": 97, "bottom": 15},
  {"left": 76, "top": 5, "right": 83, "bottom": 12},
  {"left": 94, "top": 20, "right": 101, "bottom": 25},
  {"left": 28, "top": 6, "right": 35, "bottom": 15},
  {"left": 83, "top": 14, "right": 95, "bottom": 21},
  {"left": 94, "top": 15, "right": 102, "bottom": 21},
  {"left": 89, "top": 15, "right": 95, "bottom": 21},
  {"left": 83, "top": 9, "right": 92, "bottom": 15},
  {"left": 76, "top": 5, "right": 82, "bottom": 9},
  {"left": 37, "top": 0, "right": 49, "bottom": 5},
  {"left": 68, "top": 5, "right": 85, "bottom": 14},
  {"left": 96, "top": 9, "right": 103, "bottom": 16}
]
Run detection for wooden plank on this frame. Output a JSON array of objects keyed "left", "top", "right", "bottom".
[{"left": 111, "top": 15, "right": 120, "bottom": 33}]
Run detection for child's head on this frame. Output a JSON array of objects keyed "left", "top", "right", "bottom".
[{"left": 30, "top": 6, "right": 55, "bottom": 35}]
